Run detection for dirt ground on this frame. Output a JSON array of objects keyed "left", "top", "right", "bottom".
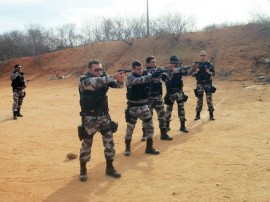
[{"left": 0, "top": 77, "right": 269, "bottom": 202}]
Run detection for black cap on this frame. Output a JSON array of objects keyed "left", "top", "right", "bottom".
[
  {"left": 14, "top": 64, "right": 21, "bottom": 69},
  {"left": 169, "top": 55, "right": 180, "bottom": 64}
]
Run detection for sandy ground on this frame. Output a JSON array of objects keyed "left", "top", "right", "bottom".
[{"left": 0, "top": 77, "right": 269, "bottom": 202}]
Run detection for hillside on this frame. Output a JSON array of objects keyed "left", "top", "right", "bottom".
[{"left": 0, "top": 23, "right": 270, "bottom": 83}]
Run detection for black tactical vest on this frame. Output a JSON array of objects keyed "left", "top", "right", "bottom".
[
  {"left": 11, "top": 72, "right": 25, "bottom": 89},
  {"left": 165, "top": 72, "right": 183, "bottom": 93},
  {"left": 145, "top": 67, "right": 162, "bottom": 96},
  {"left": 196, "top": 61, "right": 211, "bottom": 82},
  {"left": 126, "top": 72, "right": 149, "bottom": 101},
  {"left": 149, "top": 81, "right": 162, "bottom": 96},
  {"left": 79, "top": 74, "right": 109, "bottom": 113}
]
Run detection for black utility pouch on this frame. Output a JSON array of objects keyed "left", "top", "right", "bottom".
[
  {"left": 77, "top": 125, "right": 87, "bottom": 141},
  {"left": 125, "top": 109, "right": 130, "bottom": 122},
  {"left": 194, "top": 89, "right": 198, "bottom": 97},
  {"left": 183, "top": 94, "right": 188, "bottom": 102},
  {"left": 211, "top": 86, "right": 217, "bottom": 93},
  {"left": 164, "top": 94, "right": 173, "bottom": 105},
  {"left": 110, "top": 121, "right": 118, "bottom": 133}
]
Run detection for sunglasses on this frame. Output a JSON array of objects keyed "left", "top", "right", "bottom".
[
  {"left": 93, "top": 68, "right": 103, "bottom": 72},
  {"left": 200, "top": 55, "right": 206, "bottom": 56}
]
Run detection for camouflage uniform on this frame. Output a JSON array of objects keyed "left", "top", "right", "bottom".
[
  {"left": 192, "top": 61, "right": 215, "bottom": 119},
  {"left": 10, "top": 69, "right": 26, "bottom": 119},
  {"left": 164, "top": 65, "right": 191, "bottom": 132},
  {"left": 125, "top": 72, "right": 153, "bottom": 140},
  {"left": 124, "top": 70, "right": 160, "bottom": 156},
  {"left": 12, "top": 89, "right": 26, "bottom": 111},
  {"left": 78, "top": 72, "right": 124, "bottom": 163},
  {"left": 142, "top": 67, "right": 173, "bottom": 140}
]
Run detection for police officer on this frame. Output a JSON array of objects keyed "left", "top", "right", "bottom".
[
  {"left": 141, "top": 56, "right": 173, "bottom": 141},
  {"left": 10, "top": 64, "right": 26, "bottom": 120},
  {"left": 78, "top": 59, "right": 124, "bottom": 181},
  {"left": 192, "top": 51, "right": 216, "bottom": 120},
  {"left": 164, "top": 56, "right": 191, "bottom": 133},
  {"left": 124, "top": 60, "right": 162, "bottom": 156}
]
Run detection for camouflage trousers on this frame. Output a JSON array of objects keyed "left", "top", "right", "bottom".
[
  {"left": 196, "top": 83, "right": 214, "bottom": 112},
  {"left": 12, "top": 89, "right": 25, "bottom": 112},
  {"left": 125, "top": 105, "right": 153, "bottom": 140},
  {"left": 79, "top": 114, "right": 115, "bottom": 163},
  {"left": 165, "top": 90, "right": 186, "bottom": 122},
  {"left": 148, "top": 95, "right": 166, "bottom": 129}
]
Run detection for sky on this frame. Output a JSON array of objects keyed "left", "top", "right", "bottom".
[{"left": 0, "top": 0, "right": 269, "bottom": 34}]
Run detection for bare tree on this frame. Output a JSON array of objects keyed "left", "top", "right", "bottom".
[
  {"left": 112, "top": 17, "right": 125, "bottom": 40},
  {"left": 79, "top": 22, "right": 95, "bottom": 44},
  {"left": 152, "top": 13, "right": 196, "bottom": 42},
  {"left": 249, "top": 1, "right": 270, "bottom": 23},
  {"left": 0, "top": 31, "right": 26, "bottom": 60},
  {"left": 101, "top": 18, "right": 116, "bottom": 41},
  {"left": 0, "top": 11, "right": 197, "bottom": 60},
  {"left": 55, "top": 23, "right": 79, "bottom": 49},
  {"left": 25, "top": 24, "right": 51, "bottom": 56}
]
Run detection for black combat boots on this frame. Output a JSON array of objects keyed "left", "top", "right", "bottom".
[
  {"left": 124, "top": 139, "right": 131, "bottom": 156},
  {"left": 106, "top": 159, "right": 121, "bottom": 178},
  {"left": 145, "top": 138, "right": 160, "bottom": 155},
  {"left": 160, "top": 128, "right": 173, "bottom": 140},
  {"left": 17, "top": 110, "right": 23, "bottom": 117},
  {"left": 141, "top": 128, "right": 146, "bottom": 141},
  {"left": 194, "top": 112, "right": 200, "bottom": 120},
  {"left": 166, "top": 121, "right": 170, "bottom": 132},
  {"left": 180, "top": 121, "right": 189, "bottom": 133},
  {"left": 79, "top": 161, "right": 87, "bottom": 182},
  {"left": 13, "top": 112, "right": 17, "bottom": 120},
  {"left": 209, "top": 111, "right": 215, "bottom": 120}
]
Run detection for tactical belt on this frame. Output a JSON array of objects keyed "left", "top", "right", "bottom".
[
  {"left": 198, "top": 80, "right": 210, "bottom": 84},
  {"left": 83, "top": 111, "right": 108, "bottom": 116},
  {"left": 128, "top": 102, "right": 147, "bottom": 107},
  {"left": 13, "top": 87, "right": 24, "bottom": 90},
  {"left": 168, "top": 88, "right": 180, "bottom": 94}
]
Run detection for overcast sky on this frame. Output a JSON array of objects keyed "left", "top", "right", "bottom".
[{"left": 0, "top": 0, "right": 269, "bottom": 33}]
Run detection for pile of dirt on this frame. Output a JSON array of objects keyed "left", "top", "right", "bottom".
[{"left": 0, "top": 23, "right": 269, "bottom": 84}]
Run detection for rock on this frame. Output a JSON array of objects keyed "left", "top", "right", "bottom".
[{"left": 66, "top": 153, "right": 78, "bottom": 160}]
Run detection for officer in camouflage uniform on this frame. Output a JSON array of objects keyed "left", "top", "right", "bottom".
[
  {"left": 10, "top": 64, "right": 26, "bottom": 120},
  {"left": 164, "top": 56, "right": 191, "bottom": 133},
  {"left": 192, "top": 51, "right": 216, "bottom": 120},
  {"left": 78, "top": 59, "right": 124, "bottom": 181},
  {"left": 124, "top": 60, "right": 163, "bottom": 156},
  {"left": 141, "top": 56, "right": 173, "bottom": 141}
]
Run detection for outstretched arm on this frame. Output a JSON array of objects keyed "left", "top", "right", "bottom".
[{"left": 79, "top": 72, "right": 124, "bottom": 91}]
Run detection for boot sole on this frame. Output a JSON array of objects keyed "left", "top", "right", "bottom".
[
  {"left": 145, "top": 151, "right": 160, "bottom": 155},
  {"left": 106, "top": 173, "right": 121, "bottom": 178},
  {"left": 79, "top": 175, "right": 87, "bottom": 181},
  {"left": 160, "top": 137, "right": 173, "bottom": 141}
]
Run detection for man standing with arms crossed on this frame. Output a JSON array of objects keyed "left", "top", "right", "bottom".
[
  {"left": 192, "top": 51, "right": 216, "bottom": 120},
  {"left": 10, "top": 64, "right": 26, "bottom": 120}
]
